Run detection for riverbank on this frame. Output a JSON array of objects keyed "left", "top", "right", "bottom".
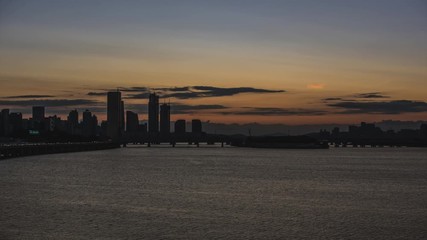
[{"left": 0, "top": 142, "right": 120, "bottom": 160}]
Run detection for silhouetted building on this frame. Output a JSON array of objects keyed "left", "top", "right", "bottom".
[
  {"left": 120, "top": 101, "right": 125, "bottom": 131},
  {"left": 332, "top": 127, "right": 340, "bottom": 135},
  {"left": 160, "top": 103, "right": 170, "bottom": 135},
  {"left": 9, "top": 112, "right": 23, "bottom": 136},
  {"left": 148, "top": 93, "right": 159, "bottom": 133},
  {"left": 139, "top": 122, "right": 147, "bottom": 134},
  {"left": 32, "top": 106, "right": 45, "bottom": 122},
  {"left": 82, "top": 110, "right": 95, "bottom": 137},
  {"left": 100, "top": 121, "right": 108, "bottom": 137},
  {"left": 92, "top": 115, "right": 98, "bottom": 136},
  {"left": 21, "top": 119, "right": 29, "bottom": 132},
  {"left": 47, "top": 115, "right": 65, "bottom": 132},
  {"left": 126, "top": 111, "right": 139, "bottom": 133},
  {"left": 421, "top": 124, "right": 427, "bottom": 136},
  {"left": 0, "top": 111, "right": 3, "bottom": 136},
  {"left": 68, "top": 109, "right": 79, "bottom": 126},
  {"left": 192, "top": 119, "right": 202, "bottom": 133},
  {"left": 175, "top": 120, "right": 186, "bottom": 134},
  {"left": 107, "top": 91, "right": 122, "bottom": 141},
  {"left": 67, "top": 109, "right": 79, "bottom": 135},
  {"left": 83, "top": 110, "right": 91, "bottom": 124},
  {"left": 349, "top": 122, "right": 382, "bottom": 138},
  {"left": 1, "top": 109, "right": 10, "bottom": 137}
]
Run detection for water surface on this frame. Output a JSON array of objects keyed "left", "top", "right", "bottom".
[{"left": 1, "top": 146, "right": 426, "bottom": 239}]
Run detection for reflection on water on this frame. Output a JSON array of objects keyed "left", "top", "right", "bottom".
[{"left": 1, "top": 146, "right": 426, "bottom": 239}]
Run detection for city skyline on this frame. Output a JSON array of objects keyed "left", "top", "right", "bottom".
[
  {"left": 2, "top": 92, "right": 426, "bottom": 137},
  {"left": 1, "top": 1, "right": 426, "bottom": 125},
  {"left": 0, "top": 91, "right": 208, "bottom": 137}
]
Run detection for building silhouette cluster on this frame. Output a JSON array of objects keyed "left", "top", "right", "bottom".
[
  {"left": 105, "top": 91, "right": 204, "bottom": 143},
  {"left": 1, "top": 91, "right": 427, "bottom": 147},
  {"left": 312, "top": 122, "right": 427, "bottom": 147},
  {"left": 0, "top": 91, "right": 204, "bottom": 143},
  {"left": 0, "top": 106, "right": 100, "bottom": 142}
]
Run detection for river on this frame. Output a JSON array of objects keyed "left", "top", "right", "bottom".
[{"left": 1, "top": 146, "right": 426, "bottom": 239}]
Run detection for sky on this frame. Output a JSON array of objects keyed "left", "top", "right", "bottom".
[{"left": 0, "top": 0, "right": 426, "bottom": 125}]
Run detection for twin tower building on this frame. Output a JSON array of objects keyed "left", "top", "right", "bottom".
[{"left": 106, "top": 91, "right": 201, "bottom": 142}]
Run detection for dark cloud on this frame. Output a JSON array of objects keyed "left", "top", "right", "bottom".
[
  {"left": 162, "top": 92, "right": 199, "bottom": 99},
  {"left": 124, "top": 93, "right": 150, "bottom": 99},
  {"left": 323, "top": 92, "right": 389, "bottom": 102},
  {"left": 0, "top": 99, "right": 100, "bottom": 107},
  {"left": 87, "top": 92, "right": 108, "bottom": 96},
  {"left": 322, "top": 97, "right": 343, "bottom": 101},
  {"left": 124, "top": 86, "right": 284, "bottom": 99},
  {"left": 153, "top": 87, "right": 190, "bottom": 92},
  {"left": 353, "top": 92, "right": 390, "bottom": 99},
  {"left": 322, "top": 98, "right": 358, "bottom": 102},
  {"left": 167, "top": 86, "right": 284, "bottom": 99},
  {"left": 221, "top": 107, "right": 327, "bottom": 116},
  {"left": 2, "top": 95, "right": 55, "bottom": 99},
  {"left": 126, "top": 103, "right": 228, "bottom": 114},
  {"left": 124, "top": 104, "right": 323, "bottom": 116},
  {"left": 329, "top": 100, "right": 427, "bottom": 114},
  {"left": 119, "top": 87, "right": 149, "bottom": 92},
  {"left": 89, "top": 87, "right": 150, "bottom": 96}
]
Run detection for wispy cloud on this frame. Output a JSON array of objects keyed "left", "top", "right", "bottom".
[
  {"left": 126, "top": 103, "right": 228, "bottom": 114},
  {"left": 353, "top": 92, "right": 390, "bottom": 99},
  {"left": 119, "top": 87, "right": 149, "bottom": 92},
  {"left": 329, "top": 100, "right": 427, "bottom": 114},
  {"left": 322, "top": 97, "right": 343, "bottom": 101},
  {"left": 2, "top": 95, "right": 55, "bottom": 99},
  {"left": 322, "top": 92, "right": 390, "bottom": 103},
  {"left": 124, "top": 86, "right": 285, "bottom": 99},
  {"left": 0, "top": 99, "right": 100, "bottom": 107},
  {"left": 87, "top": 92, "right": 108, "bottom": 96},
  {"left": 221, "top": 107, "right": 327, "bottom": 116}
]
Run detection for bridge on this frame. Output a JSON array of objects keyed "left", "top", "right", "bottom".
[
  {"left": 121, "top": 133, "right": 236, "bottom": 147},
  {"left": 325, "top": 137, "right": 427, "bottom": 148}
]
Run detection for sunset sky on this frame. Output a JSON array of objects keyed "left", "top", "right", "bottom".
[{"left": 0, "top": 0, "right": 426, "bottom": 125}]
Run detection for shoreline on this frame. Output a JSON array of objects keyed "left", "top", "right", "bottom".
[{"left": 0, "top": 142, "right": 120, "bottom": 160}]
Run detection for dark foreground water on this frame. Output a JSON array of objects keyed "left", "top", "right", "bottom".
[{"left": 0, "top": 146, "right": 426, "bottom": 239}]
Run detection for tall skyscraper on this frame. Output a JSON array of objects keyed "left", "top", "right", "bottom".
[
  {"left": 126, "top": 111, "right": 139, "bottom": 133},
  {"left": 160, "top": 103, "right": 170, "bottom": 135},
  {"left": 148, "top": 93, "right": 159, "bottom": 133},
  {"left": 192, "top": 119, "right": 202, "bottom": 133},
  {"left": 32, "top": 106, "right": 45, "bottom": 122},
  {"left": 107, "top": 91, "right": 122, "bottom": 141},
  {"left": 174, "top": 120, "right": 186, "bottom": 134}
]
